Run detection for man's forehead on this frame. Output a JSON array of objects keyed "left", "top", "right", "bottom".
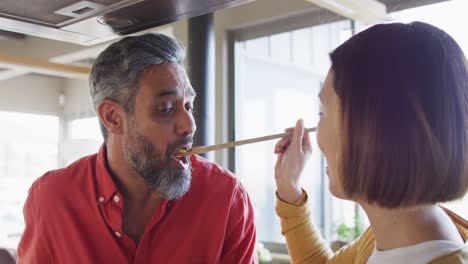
[
  {"left": 153, "top": 85, "right": 196, "bottom": 98},
  {"left": 140, "top": 63, "right": 196, "bottom": 97}
]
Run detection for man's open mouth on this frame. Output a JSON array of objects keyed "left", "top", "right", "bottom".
[
  {"left": 173, "top": 146, "right": 192, "bottom": 157},
  {"left": 172, "top": 145, "right": 192, "bottom": 170}
]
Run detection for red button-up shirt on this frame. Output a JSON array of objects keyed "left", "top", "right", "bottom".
[{"left": 18, "top": 146, "right": 257, "bottom": 263}]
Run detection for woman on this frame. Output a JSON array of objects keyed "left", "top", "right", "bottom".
[{"left": 274, "top": 22, "right": 468, "bottom": 263}]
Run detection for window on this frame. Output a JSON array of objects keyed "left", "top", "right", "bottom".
[
  {"left": 0, "top": 111, "right": 59, "bottom": 248},
  {"left": 69, "top": 117, "right": 103, "bottom": 141},
  {"left": 233, "top": 20, "right": 352, "bottom": 243},
  {"left": 390, "top": 0, "right": 468, "bottom": 55},
  {"left": 0, "top": 113, "right": 102, "bottom": 248},
  {"left": 62, "top": 117, "right": 102, "bottom": 166}
]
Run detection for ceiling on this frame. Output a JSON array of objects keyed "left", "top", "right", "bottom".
[
  {"left": 0, "top": 0, "right": 253, "bottom": 45},
  {"left": 0, "top": 0, "right": 452, "bottom": 82}
]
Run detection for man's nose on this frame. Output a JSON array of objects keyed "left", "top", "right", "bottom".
[{"left": 176, "top": 108, "right": 196, "bottom": 136}]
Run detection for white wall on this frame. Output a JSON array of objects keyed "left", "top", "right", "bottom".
[
  {"left": 0, "top": 74, "right": 62, "bottom": 115},
  {"left": 0, "top": 36, "right": 84, "bottom": 60},
  {"left": 63, "top": 79, "right": 95, "bottom": 118}
]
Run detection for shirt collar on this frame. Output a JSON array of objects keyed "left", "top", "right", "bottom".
[{"left": 95, "top": 144, "right": 119, "bottom": 204}]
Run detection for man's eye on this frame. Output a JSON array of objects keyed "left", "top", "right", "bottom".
[
  {"left": 186, "top": 104, "right": 194, "bottom": 112},
  {"left": 161, "top": 107, "right": 174, "bottom": 113}
]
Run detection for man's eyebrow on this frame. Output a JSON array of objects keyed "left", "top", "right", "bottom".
[
  {"left": 156, "top": 88, "right": 197, "bottom": 99},
  {"left": 157, "top": 89, "right": 179, "bottom": 97}
]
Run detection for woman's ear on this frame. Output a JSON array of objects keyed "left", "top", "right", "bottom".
[{"left": 97, "top": 99, "right": 124, "bottom": 136}]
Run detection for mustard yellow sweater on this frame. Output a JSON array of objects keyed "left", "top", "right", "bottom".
[{"left": 275, "top": 192, "right": 468, "bottom": 264}]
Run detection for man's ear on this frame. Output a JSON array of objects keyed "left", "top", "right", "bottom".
[{"left": 98, "top": 99, "right": 124, "bottom": 136}]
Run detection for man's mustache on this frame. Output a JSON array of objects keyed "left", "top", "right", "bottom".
[{"left": 166, "top": 135, "right": 193, "bottom": 156}]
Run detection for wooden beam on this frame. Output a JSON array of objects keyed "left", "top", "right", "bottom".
[
  {"left": 0, "top": 69, "right": 28, "bottom": 80},
  {"left": 0, "top": 53, "right": 90, "bottom": 80},
  {"left": 305, "top": 0, "right": 387, "bottom": 23}
]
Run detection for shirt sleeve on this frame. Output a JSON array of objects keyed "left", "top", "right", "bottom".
[
  {"left": 219, "top": 181, "right": 258, "bottom": 264},
  {"left": 275, "top": 190, "right": 365, "bottom": 264},
  {"left": 17, "top": 180, "right": 53, "bottom": 263}
]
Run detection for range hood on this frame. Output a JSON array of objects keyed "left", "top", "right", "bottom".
[{"left": 0, "top": 0, "right": 252, "bottom": 45}]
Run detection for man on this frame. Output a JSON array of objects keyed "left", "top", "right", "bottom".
[{"left": 18, "top": 33, "right": 257, "bottom": 263}]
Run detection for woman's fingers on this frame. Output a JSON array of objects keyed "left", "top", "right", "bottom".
[
  {"left": 302, "top": 127, "right": 313, "bottom": 153},
  {"left": 274, "top": 119, "right": 311, "bottom": 204},
  {"left": 276, "top": 120, "right": 314, "bottom": 154},
  {"left": 291, "top": 119, "right": 305, "bottom": 151},
  {"left": 274, "top": 153, "right": 284, "bottom": 175},
  {"left": 274, "top": 137, "right": 291, "bottom": 154}
]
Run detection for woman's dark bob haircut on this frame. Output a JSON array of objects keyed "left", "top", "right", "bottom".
[{"left": 330, "top": 22, "right": 468, "bottom": 208}]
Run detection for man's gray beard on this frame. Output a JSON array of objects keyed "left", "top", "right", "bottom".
[{"left": 124, "top": 127, "right": 191, "bottom": 200}]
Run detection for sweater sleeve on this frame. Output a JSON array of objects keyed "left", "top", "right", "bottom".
[{"left": 275, "top": 191, "right": 370, "bottom": 264}]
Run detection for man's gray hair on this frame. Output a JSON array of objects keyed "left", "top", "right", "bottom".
[{"left": 89, "top": 33, "right": 186, "bottom": 138}]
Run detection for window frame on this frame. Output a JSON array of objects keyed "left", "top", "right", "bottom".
[{"left": 226, "top": 10, "right": 353, "bottom": 246}]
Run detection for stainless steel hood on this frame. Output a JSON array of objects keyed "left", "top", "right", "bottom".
[{"left": 0, "top": 0, "right": 253, "bottom": 45}]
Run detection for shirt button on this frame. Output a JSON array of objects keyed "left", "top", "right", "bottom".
[
  {"left": 98, "top": 196, "right": 105, "bottom": 203},
  {"left": 115, "top": 231, "right": 122, "bottom": 237},
  {"left": 113, "top": 195, "right": 120, "bottom": 203}
]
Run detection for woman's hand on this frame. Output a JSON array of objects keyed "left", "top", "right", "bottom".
[{"left": 274, "top": 119, "right": 312, "bottom": 204}]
